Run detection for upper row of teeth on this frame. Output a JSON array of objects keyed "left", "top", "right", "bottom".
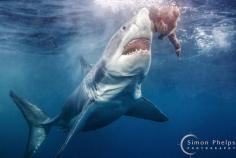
[{"left": 125, "top": 49, "right": 149, "bottom": 55}]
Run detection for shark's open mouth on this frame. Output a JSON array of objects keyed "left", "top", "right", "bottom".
[{"left": 123, "top": 38, "right": 150, "bottom": 55}]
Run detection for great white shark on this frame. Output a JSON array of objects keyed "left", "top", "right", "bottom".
[{"left": 10, "top": 8, "right": 168, "bottom": 158}]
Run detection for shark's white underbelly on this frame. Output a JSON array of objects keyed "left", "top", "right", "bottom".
[
  {"left": 92, "top": 77, "right": 134, "bottom": 102},
  {"left": 83, "top": 78, "right": 137, "bottom": 131}
]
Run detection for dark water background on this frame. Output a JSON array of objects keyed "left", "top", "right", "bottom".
[{"left": 0, "top": 0, "right": 236, "bottom": 157}]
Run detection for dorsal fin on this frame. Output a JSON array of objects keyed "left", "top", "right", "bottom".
[{"left": 79, "top": 55, "right": 92, "bottom": 75}]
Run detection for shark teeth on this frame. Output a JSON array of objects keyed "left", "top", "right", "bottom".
[
  {"left": 123, "top": 38, "right": 150, "bottom": 55},
  {"left": 123, "top": 49, "right": 149, "bottom": 55}
]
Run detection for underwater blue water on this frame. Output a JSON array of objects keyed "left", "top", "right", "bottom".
[{"left": 0, "top": 0, "right": 236, "bottom": 158}]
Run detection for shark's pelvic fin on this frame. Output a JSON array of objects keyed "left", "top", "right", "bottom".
[
  {"left": 55, "top": 115, "right": 83, "bottom": 158},
  {"left": 79, "top": 55, "right": 92, "bottom": 75},
  {"left": 9, "top": 90, "right": 54, "bottom": 158},
  {"left": 55, "top": 101, "right": 93, "bottom": 158},
  {"left": 126, "top": 97, "right": 168, "bottom": 122}
]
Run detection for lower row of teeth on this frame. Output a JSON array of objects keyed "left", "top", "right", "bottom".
[{"left": 126, "top": 49, "right": 148, "bottom": 55}]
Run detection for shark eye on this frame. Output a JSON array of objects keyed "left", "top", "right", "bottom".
[{"left": 122, "top": 26, "right": 126, "bottom": 30}]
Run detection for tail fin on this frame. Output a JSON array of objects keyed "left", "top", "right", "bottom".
[{"left": 9, "top": 90, "right": 51, "bottom": 158}]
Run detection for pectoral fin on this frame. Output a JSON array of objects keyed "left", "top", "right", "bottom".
[{"left": 126, "top": 97, "right": 168, "bottom": 122}]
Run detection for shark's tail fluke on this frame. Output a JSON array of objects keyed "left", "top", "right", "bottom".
[{"left": 9, "top": 90, "right": 52, "bottom": 158}]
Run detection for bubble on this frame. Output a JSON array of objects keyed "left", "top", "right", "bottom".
[
  {"left": 93, "top": 0, "right": 167, "bottom": 14},
  {"left": 194, "top": 25, "right": 234, "bottom": 56}
]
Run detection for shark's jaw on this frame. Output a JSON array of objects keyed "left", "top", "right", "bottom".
[{"left": 122, "top": 38, "right": 150, "bottom": 55}]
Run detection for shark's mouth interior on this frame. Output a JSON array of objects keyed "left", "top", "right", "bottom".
[{"left": 123, "top": 38, "right": 150, "bottom": 55}]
